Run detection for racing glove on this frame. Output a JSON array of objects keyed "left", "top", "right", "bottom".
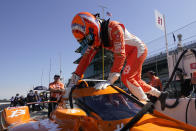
[
  {"left": 63, "top": 73, "right": 80, "bottom": 99},
  {"left": 94, "top": 72, "right": 120, "bottom": 90}
]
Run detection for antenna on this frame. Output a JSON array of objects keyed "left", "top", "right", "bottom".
[
  {"left": 98, "top": 5, "right": 107, "bottom": 18},
  {"left": 59, "top": 53, "right": 62, "bottom": 78},
  {"left": 49, "top": 58, "right": 51, "bottom": 84},
  {"left": 41, "top": 69, "right": 43, "bottom": 86}
]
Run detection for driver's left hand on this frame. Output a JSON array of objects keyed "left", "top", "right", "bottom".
[
  {"left": 94, "top": 81, "right": 110, "bottom": 90},
  {"left": 94, "top": 72, "right": 120, "bottom": 90}
]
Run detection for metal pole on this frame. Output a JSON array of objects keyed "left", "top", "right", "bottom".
[
  {"left": 102, "top": 7, "right": 105, "bottom": 80},
  {"left": 99, "top": 5, "right": 107, "bottom": 80},
  {"left": 49, "top": 58, "right": 51, "bottom": 84},
  {"left": 102, "top": 46, "right": 104, "bottom": 79},
  {"left": 163, "top": 15, "right": 170, "bottom": 69},
  {"left": 60, "top": 54, "right": 62, "bottom": 78},
  {"left": 41, "top": 69, "right": 43, "bottom": 86}
]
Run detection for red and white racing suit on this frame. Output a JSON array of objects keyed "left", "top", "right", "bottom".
[{"left": 75, "top": 21, "right": 160, "bottom": 101}]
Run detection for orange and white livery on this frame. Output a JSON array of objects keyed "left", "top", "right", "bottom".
[
  {"left": 1, "top": 84, "right": 195, "bottom": 131},
  {"left": 67, "top": 12, "right": 162, "bottom": 101}
]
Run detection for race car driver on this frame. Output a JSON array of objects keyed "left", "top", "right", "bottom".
[{"left": 65, "top": 12, "right": 168, "bottom": 109}]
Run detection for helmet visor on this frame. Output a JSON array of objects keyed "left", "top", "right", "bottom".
[{"left": 78, "top": 31, "right": 94, "bottom": 47}]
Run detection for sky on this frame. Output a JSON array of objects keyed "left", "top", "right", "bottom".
[{"left": 0, "top": 0, "right": 196, "bottom": 99}]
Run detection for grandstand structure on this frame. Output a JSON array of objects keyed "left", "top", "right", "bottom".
[
  {"left": 142, "top": 40, "right": 196, "bottom": 83},
  {"left": 74, "top": 47, "right": 113, "bottom": 80}
]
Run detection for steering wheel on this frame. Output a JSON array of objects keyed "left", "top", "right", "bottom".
[
  {"left": 77, "top": 80, "right": 89, "bottom": 88},
  {"left": 69, "top": 80, "right": 89, "bottom": 109}
]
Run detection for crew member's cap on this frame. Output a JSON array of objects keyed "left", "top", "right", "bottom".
[
  {"left": 147, "top": 71, "right": 156, "bottom": 75},
  {"left": 54, "top": 75, "right": 60, "bottom": 78}
]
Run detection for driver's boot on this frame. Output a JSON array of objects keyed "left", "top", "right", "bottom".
[{"left": 158, "top": 91, "right": 168, "bottom": 111}]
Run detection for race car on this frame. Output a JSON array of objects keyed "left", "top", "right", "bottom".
[{"left": 1, "top": 80, "right": 196, "bottom": 131}]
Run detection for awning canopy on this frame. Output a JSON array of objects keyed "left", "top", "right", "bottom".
[{"left": 34, "top": 86, "right": 47, "bottom": 90}]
